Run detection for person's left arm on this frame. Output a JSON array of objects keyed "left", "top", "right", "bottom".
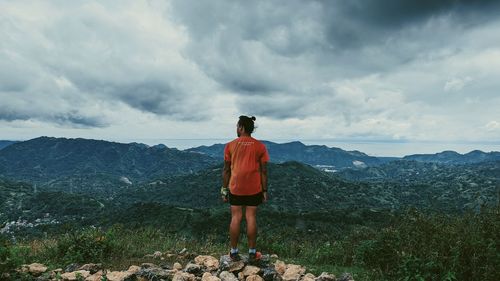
[
  {"left": 221, "top": 144, "right": 231, "bottom": 202},
  {"left": 222, "top": 160, "right": 231, "bottom": 190}
]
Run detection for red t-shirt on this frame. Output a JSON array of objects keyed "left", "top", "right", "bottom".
[{"left": 224, "top": 136, "right": 270, "bottom": 195}]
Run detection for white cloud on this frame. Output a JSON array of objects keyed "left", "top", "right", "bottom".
[
  {"left": 444, "top": 76, "right": 473, "bottom": 92},
  {"left": 485, "top": 121, "right": 500, "bottom": 131}
]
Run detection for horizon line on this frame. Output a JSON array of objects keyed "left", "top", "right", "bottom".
[{"left": 2, "top": 136, "right": 500, "bottom": 145}]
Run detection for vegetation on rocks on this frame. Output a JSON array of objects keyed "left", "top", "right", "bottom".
[{"left": 2, "top": 205, "right": 498, "bottom": 281}]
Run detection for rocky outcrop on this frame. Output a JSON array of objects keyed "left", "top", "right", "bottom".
[
  {"left": 19, "top": 263, "right": 48, "bottom": 276},
  {"left": 17, "top": 253, "right": 350, "bottom": 281}
]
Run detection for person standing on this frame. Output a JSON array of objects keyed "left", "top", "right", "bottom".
[{"left": 221, "top": 115, "right": 270, "bottom": 263}]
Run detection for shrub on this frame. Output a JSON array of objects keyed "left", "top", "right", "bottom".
[
  {"left": 0, "top": 234, "right": 15, "bottom": 275},
  {"left": 349, "top": 206, "right": 500, "bottom": 280},
  {"left": 40, "top": 225, "right": 121, "bottom": 266},
  {"left": 0, "top": 234, "right": 31, "bottom": 280}
]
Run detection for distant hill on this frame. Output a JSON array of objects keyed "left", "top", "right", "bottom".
[
  {"left": 403, "top": 150, "right": 500, "bottom": 164},
  {"left": 114, "top": 161, "right": 350, "bottom": 212},
  {"left": 336, "top": 159, "right": 500, "bottom": 211},
  {"left": 0, "top": 176, "right": 110, "bottom": 235},
  {"left": 337, "top": 159, "right": 500, "bottom": 182},
  {"left": 114, "top": 160, "right": 498, "bottom": 214},
  {"left": 0, "top": 140, "right": 19, "bottom": 150},
  {"left": 186, "top": 140, "right": 398, "bottom": 169},
  {"left": 0, "top": 136, "right": 218, "bottom": 190}
]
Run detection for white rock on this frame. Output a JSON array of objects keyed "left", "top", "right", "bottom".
[
  {"left": 85, "top": 270, "right": 103, "bottom": 281},
  {"left": 242, "top": 265, "right": 260, "bottom": 277},
  {"left": 194, "top": 255, "right": 220, "bottom": 271},
  {"left": 61, "top": 270, "right": 91, "bottom": 280},
  {"left": 219, "top": 271, "right": 239, "bottom": 281},
  {"left": 106, "top": 270, "right": 134, "bottom": 281},
  {"left": 282, "top": 264, "right": 306, "bottom": 281},
  {"left": 202, "top": 272, "right": 221, "bottom": 281},
  {"left": 174, "top": 262, "right": 183, "bottom": 270},
  {"left": 228, "top": 261, "right": 245, "bottom": 272},
  {"left": 246, "top": 275, "right": 264, "bottom": 281},
  {"left": 127, "top": 265, "right": 141, "bottom": 274},
  {"left": 274, "top": 260, "right": 286, "bottom": 275},
  {"left": 315, "top": 272, "right": 336, "bottom": 281},
  {"left": 173, "top": 271, "right": 196, "bottom": 281},
  {"left": 27, "top": 263, "right": 47, "bottom": 276},
  {"left": 302, "top": 273, "right": 316, "bottom": 281}
]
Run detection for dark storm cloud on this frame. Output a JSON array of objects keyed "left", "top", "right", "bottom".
[
  {"left": 169, "top": 0, "right": 500, "bottom": 120},
  {"left": 235, "top": 94, "right": 311, "bottom": 119},
  {"left": 119, "top": 82, "right": 175, "bottom": 115},
  {"left": 0, "top": 104, "right": 108, "bottom": 128},
  {"left": 0, "top": 111, "right": 31, "bottom": 122},
  {"left": 227, "top": 80, "right": 280, "bottom": 94},
  {"left": 329, "top": 0, "right": 500, "bottom": 28},
  {"left": 113, "top": 81, "right": 206, "bottom": 121},
  {"left": 67, "top": 77, "right": 181, "bottom": 117},
  {"left": 320, "top": 0, "right": 500, "bottom": 49},
  {"left": 51, "top": 111, "right": 109, "bottom": 128},
  {"left": 171, "top": 0, "right": 500, "bottom": 54},
  {"left": 170, "top": 0, "right": 325, "bottom": 96}
]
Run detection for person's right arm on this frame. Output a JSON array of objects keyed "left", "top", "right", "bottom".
[
  {"left": 260, "top": 161, "right": 268, "bottom": 202},
  {"left": 260, "top": 144, "right": 270, "bottom": 202}
]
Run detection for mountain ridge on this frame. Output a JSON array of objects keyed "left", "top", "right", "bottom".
[
  {"left": 186, "top": 140, "right": 394, "bottom": 169},
  {"left": 403, "top": 149, "right": 500, "bottom": 164},
  {"left": 0, "top": 136, "right": 218, "bottom": 188}
]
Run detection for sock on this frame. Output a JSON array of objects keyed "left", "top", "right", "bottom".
[
  {"left": 249, "top": 248, "right": 256, "bottom": 254},
  {"left": 230, "top": 248, "right": 238, "bottom": 254}
]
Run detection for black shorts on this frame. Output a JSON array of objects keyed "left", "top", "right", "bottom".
[{"left": 228, "top": 191, "right": 263, "bottom": 206}]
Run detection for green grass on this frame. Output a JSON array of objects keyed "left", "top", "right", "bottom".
[
  {"left": 4, "top": 224, "right": 374, "bottom": 279},
  {"left": 2, "top": 205, "right": 499, "bottom": 281}
]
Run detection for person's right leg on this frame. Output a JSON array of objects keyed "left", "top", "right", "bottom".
[
  {"left": 245, "top": 206, "right": 258, "bottom": 249},
  {"left": 230, "top": 205, "right": 243, "bottom": 249}
]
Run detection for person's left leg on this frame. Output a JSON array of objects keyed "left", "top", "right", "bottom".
[
  {"left": 230, "top": 205, "right": 243, "bottom": 249},
  {"left": 245, "top": 206, "right": 258, "bottom": 249}
]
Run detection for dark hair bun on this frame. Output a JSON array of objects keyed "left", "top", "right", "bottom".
[{"left": 238, "top": 115, "right": 257, "bottom": 134}]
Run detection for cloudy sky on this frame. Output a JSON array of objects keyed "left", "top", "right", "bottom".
[{"left": 1, "top": 0, "right": 499, "bottom": 155}]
